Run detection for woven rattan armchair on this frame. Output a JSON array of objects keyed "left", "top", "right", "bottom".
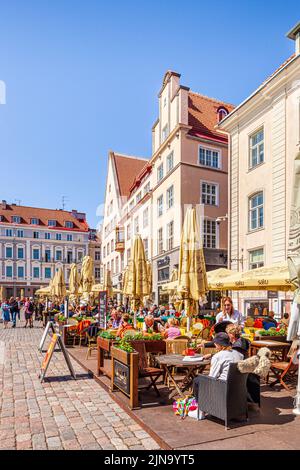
[{"left": 195, "top": 363, "right": 249, "bottom": 429}]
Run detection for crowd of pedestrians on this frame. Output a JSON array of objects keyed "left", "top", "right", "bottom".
[{"left": 0, "top": 296, "right": 36, "bottom": 328}]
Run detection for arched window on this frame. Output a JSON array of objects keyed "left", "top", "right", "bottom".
[{"left": 217, "top": 107, "right": 228, "bottom": 123}]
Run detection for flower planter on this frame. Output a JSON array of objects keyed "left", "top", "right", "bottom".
[
  {"left": 111, "top": 346, "right": 139, "bottom": 409},
  {"left": 254, "top": 335, "right": 287, "bottom": 342},
  {"left": 131, "top": 339, "right": 166, "bottom": 354}
]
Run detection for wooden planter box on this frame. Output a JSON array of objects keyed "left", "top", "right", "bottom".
[
  {"left": 97, "top": 336, "right": 119, "bottom": 377},
  {"left": 131, "top": 339, "right": 166, "bottom": 354},
  {"left": 254, "top": 335, "right": 287, "bottom": 342},
  {"left": 111, "top": 346, "right": 139, "bottom": 410}
]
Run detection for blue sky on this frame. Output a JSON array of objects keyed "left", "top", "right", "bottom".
[{"left": 0, "top": 0, "right": 298, "bottom": 228}]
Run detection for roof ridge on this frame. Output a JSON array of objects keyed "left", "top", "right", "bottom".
[
  {"left": 113, "top": 152, "right": 149, "bottom": 161},
  {"left": 0, "top": 203, "right": 80, "bottom": 215},
  {"left": 188, "top": 90, "right": 235, "bottom": 108}
]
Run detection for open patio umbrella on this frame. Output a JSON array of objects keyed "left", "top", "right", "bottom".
[
  {"left": 177, "top": 207, "right": 208, "bottom": 329},
  {"left": 287, "top": 150, "right": 300, "bottom": 416},
  {"left": 69, "top": 263, "right": 80, "bottom": 303},
  {"left": 79, "top": 255, "right": 94, "bottom": 302},
  {"left": 126, "top": 236, "right": 150, "bottom": 326}
]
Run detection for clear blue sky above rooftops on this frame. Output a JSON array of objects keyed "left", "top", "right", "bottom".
[{"left": 0, "top": 0, "right": 298, "bottom": 228}]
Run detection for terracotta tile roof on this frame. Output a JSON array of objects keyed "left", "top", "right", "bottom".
[
  {"left": 112, "top": 153, "right": 149, "bottom": 198},
  {"left": 188, "top": 92, "right": 235, "bottom": 141},
  {"left": 0, "top": 203, "right": 89, "bottom": 231}
]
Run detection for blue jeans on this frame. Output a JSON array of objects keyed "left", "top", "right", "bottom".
[{"left": 12, "top": 311, "right": 18, "bottom": 326}]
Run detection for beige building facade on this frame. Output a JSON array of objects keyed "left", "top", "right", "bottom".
[
  {"left": 219, "top": 23, "right": 300, "bottom": 317},
  {"left": 102, "top": 71, "right": 234, "bottom": 304}
]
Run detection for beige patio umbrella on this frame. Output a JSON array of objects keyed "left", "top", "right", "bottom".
[
  {"left": 143, "top": 261, "right": 153, "bottom": 305},
  {"left": 0, "top": 286, "right": 4, "bottom": 301},
  {"left": 177, "top": 207, "right": 208, "bottom": 328},
  {"left": 104, "top": 269, "right": 113, "bottom": 298},
  {"left": 69, "top": 263, "right": 80, "bottom": 303},
  {"left": 126, "top": 236, "right": 150, "bottom": 326},
  {"left": 287, "top": 150, "right": 300, "bottom": 415},
  {"left": 53, "top": 267, "right": 66, "bottom": 299},
  {"left": 79, "top": 255, "right": 94, "bottom": 302}
]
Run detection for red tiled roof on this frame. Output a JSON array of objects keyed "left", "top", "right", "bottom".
[
  {"left": 112, "top": 153, "right": 148, "bottom": 198},
  {"left": 188, "top": 92, "right": 235, "bottom": 141},
  {"left": 0, "top": 203, "right": 89, "bottom": 231}
]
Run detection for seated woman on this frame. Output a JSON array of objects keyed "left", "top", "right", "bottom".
[
  {"left": 143, "top": 314, "right": 164, "bottom": 334},
  {"left": 115, "top": 313, "right": 135, "bottom": 338},
  {"left": 193, "top": 333, "right": 244, "bottom": 417},
  {"left": 226, "top": 323, "right": 250, "bottom": 359},
  {"left": 164, "top": 317, "right": 181, "bottom": 339}
]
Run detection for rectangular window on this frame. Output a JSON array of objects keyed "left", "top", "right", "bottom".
[
  {"left": 167, "top": 151, "right": 174, "bottom": 173},
  {"left": 158, "top": 267, "right": 169, "bottom": 282},
  {"left": 33, "top": 249, "right": 40, "bottom": 260},
  {"left": 45, "top": 249, "right": 51, "bottom": 262},
  {"left": 167, "top": 221, "right": 174, "bottom": 251},
  {"left": 56, "top": 251, "right": 62, "bottom": 261},
  {"left": 33, "top": 231, "right": 40, "bottom": 239},
  {"left": 107, "top": 243, "right": 110, "bottom": 256},
  {"left": 6, "top": 229, "right": 12, "bottom": 237},
  {"left": 162, "top": 124, "right": 169, "bottom": 142},
  {"left": 143, "top": 238, "right": 148, "bottom": 259},
  {"left": 17, "top": 230, "right": 24, "bottom": 238},
  {"left": 111, "top": 239, "right": 114, "bottom": 252},
  {"left": 6, "top": 247, "right": 13, "bottom": 258},
  {"left": 157, "top": 195, "right": 163, "bottom": 217},
  {"left": 143, "top": 208, "right": 149, "bottom": 228},
  {"left": 33, "top": 267, "right": 40, "bottom": 279},
  {"left": 31, "top": 218, "right": 39, "bottom": 225},
  {"left": 45, "top": 267, "right": 52, "bottom": 279},
  {"left": 167, "top": 185, "right": 174, "bottom": 209},
  {"left": 77, "top": 252, "right": 83, "bottom": 262},
  {"left": 17, "top": 247, "right": 24, "bottom": 259},
  {"left": 6, "top": 266, "right": 13, "bottom": 278},
  {"left": 45, "top": 232, "right": 51, "bottom": 240},
  {"left": 201, "top": 182, "right": 218, "bottom": 205},
  {"left": 67, "top": 251, "right": 72, "bottom": 264},
  {"left": 48, "top": 220, "right": 56, "bottom": 227},
  {"left": 18, "top": 266, "right": 24, "bottom": 278},
  {"left": 95, "top": 267, "right": 101, "bottom": 279},
  {"left": 144, "top": 182, "right": 150, "bottom": 195},
  {"left": 157, "top": 163, "right": 164, "bottom": 182},
  {"left": 136, "top": 192, "right": 142, "bottom": 204},
  {"left": 249, "top": 248, "right": 264, "bottom": 270},
  {"left": 134, "top": 216, "right": 139, "bottom": 235},
  {"left": 158, "top": 228, "right": 163, "bottom": 254},
  {"left": 249, "top": 192, "right": 264, "bottom": 231},
  {"left": 103, "top": 246, "right": 106, "bottom": 259},
  {"left": 12, "top": 216, "right": 21, "bottom": 223},
  {"left": 56, "top": 233, "right": 62, "bottom": 241},
  {"left": 199, "top": 147, "right": 220, "bottom": 169},
  {"left": 203, "top": 219, "right": 217, "bottom": 249},
  {"left": 250, "top": 128, "right": 264, "bottom": 168},
  {"left": 67, "top": 234, "right": 73, "bottom": 241},
  {"left": 65, "top": 221, "right": 73, "bottom": 228},
  {"left": 111, "top": 259, "right": 115, "bottom": 274},
  {"left": 95, "top": 251, "right": 101, "bottom": 261}
]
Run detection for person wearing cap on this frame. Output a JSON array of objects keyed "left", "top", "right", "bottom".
[{"left": 192, "top": 332, "right": 244, "bottom": 416}]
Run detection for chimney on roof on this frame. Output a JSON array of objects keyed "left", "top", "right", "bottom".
[
  {"left": 1, "top": 200, "right": 7, "bottom": 209},
  {"left": 287, "top": 21, "right": 300, "bottom": 55}
]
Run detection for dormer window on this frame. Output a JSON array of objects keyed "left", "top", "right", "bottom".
[
  {"left": 65, "top": 221, "right": 73, "bottom": 228},
  {"left": 31, "top": 218, "right": 39, "bottom": 225},
  {"left": 217, "top": 107, "right": 228, "bottom": 123},
  {"left": 48, "top": 219, "right": 56, "bottom": 227},
  {"left": 12, "top": 216, "right": 21, "bottom": 224}
]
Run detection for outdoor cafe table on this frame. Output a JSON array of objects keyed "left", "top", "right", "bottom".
[
  {"left": 155, "top": 354, "right": 210, "bottom": 399},
  {"left": 249, "top": 340, "right": 291, "bottom": 361}
]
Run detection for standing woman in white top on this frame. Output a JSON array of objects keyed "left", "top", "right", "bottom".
[{"left": 215, "top": 296, "right": 244, "bottom": 326}]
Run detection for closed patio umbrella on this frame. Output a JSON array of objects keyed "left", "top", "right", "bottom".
[
  {"left": 178, "top": 207, "right": 208, "bottom": 329},
  {"left": 79, "top": 256, "right": 94, "bottom": 302},
  {"left": 54, "top": 267, "right": 66, "bottom": 300},
  {"left": 69, "top": 263, "right": 80, "bottom": 303}
]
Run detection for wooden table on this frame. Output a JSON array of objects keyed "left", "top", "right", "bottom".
[
  {"left": 250, "top": 340, "right": 291, "bottom": 361},
  {"left": 156, "top": 354, "right": 210, "bottom": 399}
]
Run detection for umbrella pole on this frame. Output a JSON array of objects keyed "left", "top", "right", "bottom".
[{"left": 293, "top": 346, "right": 300, "bottom": 416}]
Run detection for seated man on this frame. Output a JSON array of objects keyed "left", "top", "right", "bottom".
[
  {"left": 116, "top": 313, "right": 135, "bottom": 338},
  {"left": 143, "top": 314, "right": 164, "bottom": 334},
  {"left": 262, "top": 311, "right": 277, "bottom": 329}
]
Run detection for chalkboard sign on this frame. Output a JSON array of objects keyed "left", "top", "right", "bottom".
[
  {"left": 39, "top": 333, "right": 76, "bottom": 382},
  {"left": 99, "top": 290, "right": 108, "bottom": 329}
]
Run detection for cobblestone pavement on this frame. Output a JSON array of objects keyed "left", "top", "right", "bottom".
[{"left": 0, "top": 321, "right": 161, "bottom": 450}]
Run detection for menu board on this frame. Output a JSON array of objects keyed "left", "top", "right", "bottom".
[
  {"left": 99, "top": 291, "right": 108, "bottom": 329},
  {"left": 39, "top": 333, "right": 76, "bottom": 382}
]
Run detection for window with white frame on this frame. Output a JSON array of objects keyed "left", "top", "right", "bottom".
[
  {"left": 65, "top": 221, "right": 73, "bottom": 228},
  {"left": 33, "top": 248, "right": 40, "bottom": 260},
  {"left": 157, "top": 195, "right": 163, "bottom": 217},
  {"left": 12, "top": 216, "right": 21, "bottom": 223},
  {"left": 158, "top": 228, "right": 163, "bottom": 254},
  {"left": 136, "top": 192, "right": 142, "bottom": 204},
  {"left": 143, "top": 208, "right": 149, "bottom": 228},
  {"left": 129, "top": 200, "right": 135, "bottom": 211},
  {"left": 201, "top": 182, "right": 218, "bottom": 205},
  {"left": 33, "top": 231, "right": 40, "bottom": 239},
  {"left": 144, "top": 182, "right": 150, "bottom": 195},
  {"left": 56, "top": 233, "right": 62, "bottom": 240},
  {"left": 45, "top": 267, "right": 52, "bottom": 279},
  {"left": 134, "top": 216, "right": 139, "bottom": 235},
  {"left": 6, "top": 229, "right": 12, "bottom": 237},
  {"left": 48, "top": 219, "right": 56, "bottom": 227},
  {"left": 45, "top": 232, "right": 51, "bottom": 240},
  {"left": 31, "top": 218, "right": 39, "bottom": 225},
  {"left": 162, "top": 124, "right": 169, "bottom": 142},
  {"left": 95, "top": 251, "right": 101, "bottom": 261},
  {"left": 157, "top": 163, "right": 164, "bottom": 182},
  {"left": 18, "top": 266, "right": 24, "bottom": 278},
  {"left": 167, "top": 151, "right": 174, "bottom": 173},
  {"left": 107, "top": 243, "right": 110, "bottom": 256},
  {"left": 6, "top": 266, "right": 13, "bottom": 278},
  {"left": 17, "top": 230, "right": 24, "bottom": 238},
  {"left": 17, "top": 247, "right": 24, "bottom": 259},
  {"left": 167, "top": 185, "right": 174, "bottom": 209},
  {"left": 67, "top": 234, "right": 73, "bottom": 241},
  {"left": 55, "top": 250, "right": 62, "bottom": 261},
  {"left": 103, "top": 246, "right": 106, "bottom": 258},
  {"left": 249, "top": 128, "right": 264, "bottom": 168},
  {"left": 203, "top": 219, "right": 217, "bottom": 249},
  {"left": 249, "top": 248, "right": 264, "bottom": 269},
  {"left": 95, "top": 267, "right": 101, "bottom": 279},
  {"left": 33, "top": 267, "right": 40, "bottom": 279},
  {"left": 249, "top": 192, "right": 264, "bottom": 231},
  {"left": 6, "top": 246, "right": 13, "bottom": 258},
  {"left": 199, "top": 146, "right": 220, "bottom": 169},
  {"left": 77, "top": 251, "right": 83, "bottom": 262},
  {"left": 167, "top": 221, "right": 174, "bottom": 251}
]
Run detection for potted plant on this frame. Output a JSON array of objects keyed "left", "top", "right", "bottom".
[
  {"left": 97, "top": 330, "right": 119, "bottom": 353},
  {"left": 255, "top": 327, "right": 287, "bottom": 342}
]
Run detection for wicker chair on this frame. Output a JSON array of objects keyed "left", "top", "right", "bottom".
[{"left": 195, "top": 363, "right": 249, "bottom": 429}]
